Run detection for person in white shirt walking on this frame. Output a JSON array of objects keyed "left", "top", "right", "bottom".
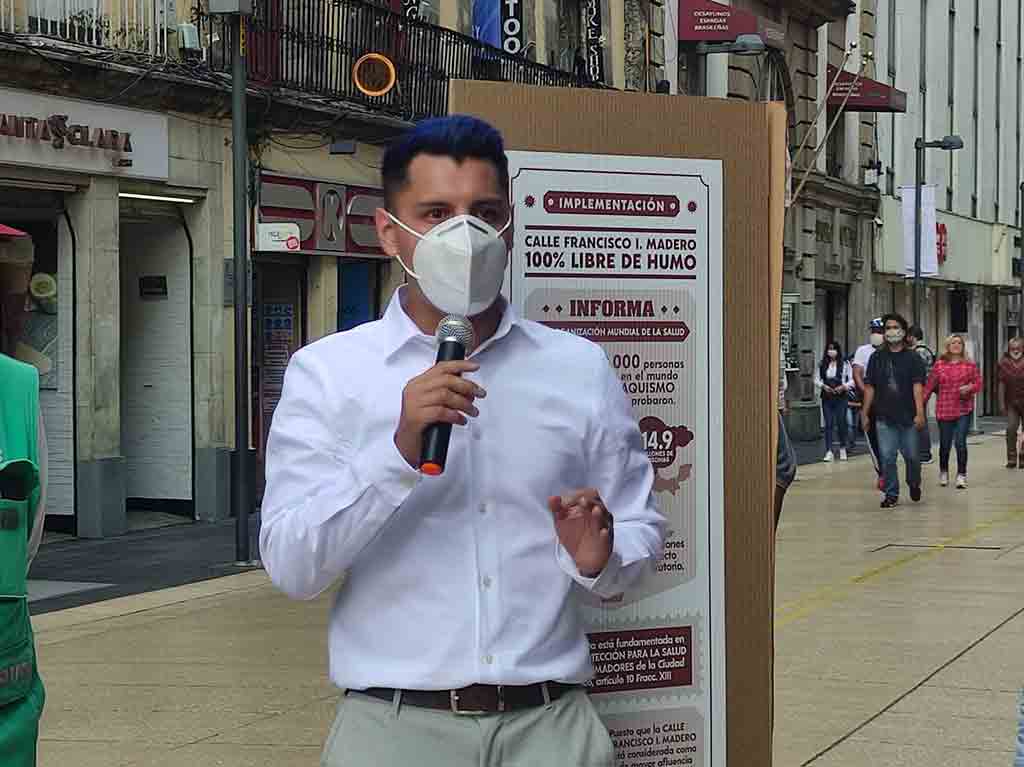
[
  {"left": 259, "top": 115, "right": 666, "bottom": 767},
  {"left": 852, "top": 318, "right": 885, "bottom": 486},
  {"left": 814, "top": 341, "right": 853, "bottom": 462}
]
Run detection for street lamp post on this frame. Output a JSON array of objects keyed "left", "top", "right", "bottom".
[{"left": 913, "top": 135, "right": 964, "bottom": 328}]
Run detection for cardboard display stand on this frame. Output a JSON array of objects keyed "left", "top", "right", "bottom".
[{"left": 449, "top": 81, "right": 786, "bottom": 767}]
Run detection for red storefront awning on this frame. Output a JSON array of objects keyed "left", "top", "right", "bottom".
[
  {"left": 678, "top": 0, "right": 758, "bottom": 42},
  {"left": 827, "top": 66, "right": 907, "bottom": 113},
  {"left": 0, "top": 224, "right": 28, "bottom": 238}
]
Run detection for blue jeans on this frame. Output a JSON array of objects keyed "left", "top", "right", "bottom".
[
  {"left": 938, "top": 413, "right": 971, "bottom": 475},
  {"left": 821, "top": 397, "right": 848, "bottom": 452},
  {"left": 876, "top": 420, "right": 922, "bottom": 499}
]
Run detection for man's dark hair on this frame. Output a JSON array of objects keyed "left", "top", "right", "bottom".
[
  {"left": 381, "top": 115, "right": 509, "bottom": 208},
  {"left": 882, "top": 312, "right": 909, "bottom": 332},
  {"left": 907, "top": 325, "right": 924, "bottom": 342}
]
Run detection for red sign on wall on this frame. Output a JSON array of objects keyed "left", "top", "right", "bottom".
[
  {"left": 257, "top": 173, "right": 387, "bottom": 258},
  {"left": 936, "top": 222, "right": 948, "bottom": 264},
  {"left": 677, "top": 0, "right": 758, "bottom": 42}
]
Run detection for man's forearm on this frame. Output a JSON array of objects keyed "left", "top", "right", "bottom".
[
  {"left": 913, "top": 383, "right": 925, "bottom": 416},
  {"left": 862, "top": 385, "right": 874, "bottom": 417}
]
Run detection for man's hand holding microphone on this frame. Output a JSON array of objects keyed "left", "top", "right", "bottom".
[{"left": 394, "top": 359, "right": 485, "bottom": 470}]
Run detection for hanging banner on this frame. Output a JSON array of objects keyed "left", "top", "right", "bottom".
[
  {"left": 473, "top": 0, "right": 524, "bottom": 53},
  {"left": 584, "top": 0, "right": 606, "bottom": 82},
  {"left": 390, "top": 0, "right": 420, "bottom": 18},
  {"left": 900, "top": 184, "right": 938, "bottom": 277},
  {"left": 507, "top": 149, "right": 726, "bottom": 767}
]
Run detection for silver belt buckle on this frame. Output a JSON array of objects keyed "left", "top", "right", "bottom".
[{"left": 450, "top": 686, "right": 504, "bottom": 716}]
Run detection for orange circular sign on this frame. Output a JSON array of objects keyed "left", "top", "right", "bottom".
[{"left": 353, "top": 53, "right": 397, "bottom": 97}]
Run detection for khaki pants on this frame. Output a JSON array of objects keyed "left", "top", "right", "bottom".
[{"left": 322, "top": 688, "right": 615, "bottom": 767}]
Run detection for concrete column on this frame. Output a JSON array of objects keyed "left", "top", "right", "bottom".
[
  {"left": 70, "top": 177, "right": 126, "bottom": 538},
  {"left": 790, "top": 200, "right": 821, "bottom": 440},
  {"left": 185, "top": 189, "right": 230, "bottom": 523}
]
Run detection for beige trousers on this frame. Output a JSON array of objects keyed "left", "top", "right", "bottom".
[{"left": 321, "top": 688, "right": 615, "bottom": 767}]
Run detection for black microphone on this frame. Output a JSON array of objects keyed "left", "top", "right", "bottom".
[{"left": 420, "top": 315, "right": 477, "bottom": 476}]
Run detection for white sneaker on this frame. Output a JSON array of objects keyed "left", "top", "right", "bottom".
[
  {"left": 940, "top": 472, "right": 949, "bottom": 487},
  {"left": 956, "top": 475, "right": 967, "bottom": 489},
  {"left": 839, "top": 448, "right": 848, "bottom": 461},
  {"left": 824, "top": 451, "right": 834, "bottom": 463}
]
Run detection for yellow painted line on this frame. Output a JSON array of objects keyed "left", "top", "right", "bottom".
[{"left": 775, "top": 507, "right": 1024, "bottom": 629}]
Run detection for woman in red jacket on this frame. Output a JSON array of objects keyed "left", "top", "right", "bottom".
[{"left": 923, "top": 335, "right": 983, "bottom": 489}]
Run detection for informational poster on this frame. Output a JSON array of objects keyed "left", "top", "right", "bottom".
[
  {"left": 260, "top": 303, "right": 294, "bottom": 454},
  {"left": 0, "top": 228, "right": 59, "bottom": 389},
  {"left": 507, "top": 151, "right": 725, "bottom": 767}
]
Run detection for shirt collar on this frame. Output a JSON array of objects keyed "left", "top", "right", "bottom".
[{"left": 382, "top": 287, "right": 535, "bottom": 362}]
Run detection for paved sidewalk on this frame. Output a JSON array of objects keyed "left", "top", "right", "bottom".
[
  {"left": 25, "top": 430, "right": 1024, "bottom": 767},
  {"left": 775, "top": 431, "right": 1024, "bottom": 766}
]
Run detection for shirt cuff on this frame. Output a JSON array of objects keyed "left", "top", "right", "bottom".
[
  {"left": 555, "top": 542, "right": 624, "bottom": 598},
  {"left": 352, "top": 437, "right": 422, "bottom": 508}
]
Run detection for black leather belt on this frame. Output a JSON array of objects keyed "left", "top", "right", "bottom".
[{"left": 353, "top": 682, "right": 579, "bottom": 715}]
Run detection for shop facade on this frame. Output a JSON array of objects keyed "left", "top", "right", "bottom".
[{"left": 0, "top": 84, "right": 228, "bottom": 537}]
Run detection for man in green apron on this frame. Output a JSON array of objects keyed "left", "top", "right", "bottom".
[{"left": 1, "top": 253, "right": 47, "bottom": 766}]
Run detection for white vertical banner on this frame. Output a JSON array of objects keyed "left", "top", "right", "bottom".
[
  {"left": 505, "top": 151, "right": 726, "bottom": 767},
  {"left": 900, "top": 184, "right": 938, "bottom": 277}
]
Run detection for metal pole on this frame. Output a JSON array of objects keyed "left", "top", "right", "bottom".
[
  {"left": 913, "top": 139, "right": 924, "bottom": 329},
  {"left": 1020, "top": 181, "right": 1024, "bottom": 332},
  {"left": 232, "top": 14, "right": 251, "bottom": 564}
]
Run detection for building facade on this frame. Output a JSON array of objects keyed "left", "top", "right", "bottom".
[
  {"left": 872, "top": 0, "right": 1024, "bottom": 416},
  {"left": 0, "top": 0, "right": 608, "bottom": 536}
]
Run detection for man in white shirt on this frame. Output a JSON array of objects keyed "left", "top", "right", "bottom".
[
  {"left": 852, "top": 318, "right": 885, "bottom": 485},
  {"left": 259, "top": 115, "right": 666, "bottom": 767}
]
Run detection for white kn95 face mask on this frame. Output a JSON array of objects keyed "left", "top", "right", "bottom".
[{"left": 386, "top": 212, "right": 511, "bottom": 317}]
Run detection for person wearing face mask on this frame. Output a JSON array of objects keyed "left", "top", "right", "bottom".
[
  {"left": 852, "top": 318, "right": 885, "bottom": 484},
  {"left": 814, "top": 341, "right": 853, "bottom": 462},
  {"left": 861, "top": 313, "right": 928, "bottom": 508},
  {"left": 0, "top": 236, "right": 48, "bottom": 767},
  {"left": 998, "top": 337, "right": 1024, "bottom": 469},
  {"left": 258, "top": 116, "right": 665, "bottom": 767},
  {"left": 923, "top": 334, "right": 982, "bottom": 488},
  {"left": 906, "top": 326, "right": 935, "bottom": 465}
]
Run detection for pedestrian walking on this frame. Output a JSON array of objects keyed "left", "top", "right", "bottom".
[
  {"left": 923, "top": 335, "right": 982, "bottom": 489},
  {"left": 999, "top": 336, "right": 1024, "bottom": 469},
  {"left": 853, "top": 318, "right": 886, "bottom": 486},
  {"left": 776, "top": 355, "right": 796, "bottom": 531},
  {"left": 814, "top": 341, "right": 852, "bottom": 462},
  {"left": 907, "top": 326, "right": 936, "bottom": 464},
  {"left": 258, "top": 116, "right": 665, "bottom": 767},
  {"left": 0, "top": 239, "right": 48, "bottom": 767},
  {"left": 862, "top": 313, "right": 927, "bottom": 508}
]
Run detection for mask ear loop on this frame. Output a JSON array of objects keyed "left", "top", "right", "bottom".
[{"left": 382, "top": 210, "right": 424, "bottom": 281}]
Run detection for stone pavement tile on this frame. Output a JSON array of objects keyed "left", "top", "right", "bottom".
[
  {"left": 38, "top": 739, "right": 159, "bottom": 767},
  {"left": 40, "top": 705, "right": 267, "bottom": 748},
  {"left": 806, "top": 741, "right": 1013, "bottom": 767},
  {"left": 36, "top": 660, "right": 336, "bottom": 696},
  {"left": 138, "top": 743, "right": 322, "bottom": 767},
  {"left": 774, "top": 732, "right": 844, "bottom": 767},
  {"left": 892, "top": 685, "right": 1019, "bottom": 720},
  {"left": 207, "top": 697, "right": 339, "bottom": 747},
  {"left": 848, "top": 710, "right": 1016, "bottom": 752}
]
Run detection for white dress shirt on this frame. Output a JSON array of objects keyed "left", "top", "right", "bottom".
[{"left": 260, "top": 289, "right": 665, "bottom": 691}]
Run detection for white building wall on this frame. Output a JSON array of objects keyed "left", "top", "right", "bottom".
[{"left": 876, "top": 0, "right": 1021, "bottom": 225}]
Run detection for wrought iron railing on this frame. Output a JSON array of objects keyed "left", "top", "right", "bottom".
[
  {"left": 0, "top": 0, "right": 175, "bottom": 57},
  {"left": 194, "top": 0, "right": 597, "bottom": 120}
]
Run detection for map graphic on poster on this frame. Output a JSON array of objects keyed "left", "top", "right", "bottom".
[{"left": 506, "top": 151, "right": 725, "bottom": 767}]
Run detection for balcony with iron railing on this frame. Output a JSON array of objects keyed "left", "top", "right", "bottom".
[{"left": 0, "top": 0, "right": 598, "bottom": 122}]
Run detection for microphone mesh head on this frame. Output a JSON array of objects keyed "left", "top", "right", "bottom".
[{"left": 436, "top": 315, "right": 476, "bottom": 352}]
